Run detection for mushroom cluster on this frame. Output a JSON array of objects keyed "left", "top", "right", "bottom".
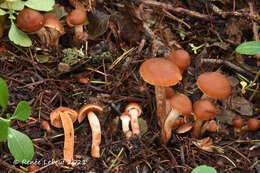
[{"left": 139, "top": 49, "right": 234, "bottom": 143}]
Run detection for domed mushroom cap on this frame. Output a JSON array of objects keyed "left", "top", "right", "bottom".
[
  {"left": 232, "top": 116, "right": 244, "bottom": 129},
  {"left": 17, "top": 8, "right": 45, "bottom": 32},
  {"left": 193, "top": 99, "right": 217, "bottom": 120},
  {"left": 170, "top": 94, "right": 192, "bottom": 115},
  {"left": 168, "top": 50, "right": 190, "bottom": 71},
  {"left": 197, "top": 72, "right": 231, "bottom": 99},
  {"left": 66, "top": 9, "right": 87, "bottom": 27},
  {"left": 139, "top": 58, "right": 182, "bottom": 86},
  {"left": 247, "top": 118, "right": 260, "bottom": 131},
  {"left": 44, "top": 13, "right": 65, "bottom": 34},
  {"left": 50, "top": 107, "right": 78, "bottom": 128}
]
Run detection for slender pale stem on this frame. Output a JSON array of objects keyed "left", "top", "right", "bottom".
[
  {"left": 121, "top": 117, "right": 132, "bottom": 138},
  {"left": 155, "top": 86, "right": 166, "bottom": 127},
  {"left": 161, "top": 109, "right": 180, "bottom": 144},
  {"left": 129, "top": 109, "right": 140, "bottom": 135},
  {"left": 88, "top": 111, "right": 101, "bottom": 158}
]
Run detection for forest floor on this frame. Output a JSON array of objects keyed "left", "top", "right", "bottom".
[{"left": 0, "top": 0, "right": 260, "bottom": 172}]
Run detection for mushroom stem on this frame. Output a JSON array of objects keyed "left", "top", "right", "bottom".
[
  {"left": 161, "top": 109, "right": 180, "bottom": 144},
  {"left": 120, "top": 113, "right": 132, "bottom": 139},
  {"left": 60, "top": 112, "right": 74, "bottom": 164},
  {"left": 129, "top": 109, "right": 140, "bottom": 135},
  {"left": 155, "top": 86, "right": 166, "bottom": 127},
  {"left": 192, "top": 119, "right": 203, "bottom": 138},
  {"left": 74, "top": 25, "right": 84, "bottom": 41},
  {"left": 87, "top": 111, "right": 101, "bottom": 158}
]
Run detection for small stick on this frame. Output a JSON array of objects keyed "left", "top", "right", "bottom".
[{"left": 0, "top": 158, "right": 25, "bottom": 173}]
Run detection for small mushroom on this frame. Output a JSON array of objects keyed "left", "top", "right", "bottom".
[
  {"left": 200, "top": 120, "right": 218, "bottom": 136},
  {"left": 50, "top": 107, "right": 78, "bottom": 164},
  {"left": 192, "top": 99, "right": 217, "bottom": 138},
  {"left": 161, "top": 94, "right": 192, "bottom": 144},
  {"left": 232, "top": 116, "right": 244, "bottom": 133},
  {"left": 66, "top": 9, "right": 87, "bottom": 43},
  {"left": 197, "top": 72, "right": 231, "bottom": 100},
  {"left": 168, "top": 49, "right": 191, "bottom": 72},
  {"left": 247, "top": 118, "right": 260, "bottom": 131},
  {"left": 78, "top": 104, "right": 103, "bottom": 158},
  {"left": 139, "top": 58, "right": 182, "bottom": 127},
  {"left": 125, "top": 103, "right": 142, "bottom": 135},
  {"left": 41, "top": 120, "right": 51, "bottom": 132},
  {"left": 120, "top": 112, "right": 132, "bottom": 139}
]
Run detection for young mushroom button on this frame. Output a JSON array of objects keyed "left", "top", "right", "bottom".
[
  {"left": 78, "top": 104, "right": 103, "bottom": 158},
  {"left": 125, "top": 103, "right": 142, "bottom": 135},
  {"left": 50, "top": 107, "right": 78, "bottom": 164},
  {"left": 161, "top": 94, "right": 192, "bottom": 144},
  {"left": 139, "top": 58, "right": 182, "bottom": 127},
  {"left": 197, "top": 72, "right": 231, "bottom": 99},
  {"left": 168, "top": 49, "right": 191, "bottom": 72}
]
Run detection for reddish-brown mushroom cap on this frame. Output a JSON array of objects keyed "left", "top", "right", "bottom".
[
  {"left": 247, "top": 118, "right": 260, "bottom": 131},
  {"left": 66, "top": 9, "right": 87, "bottom": 27},
  {"left": 232, "top": 116, "right": 244, "bottom": 129},
  {"left": 197, "top": 72, "right": 231, "bottom": 99},
  {"left": 193, "top": 99, "right": 217, "bottom": 120},
  {"left": 125, "top": 103, "right": 142, "bottom": 116},
  {"left": 50, "top": 107, "right": 78, "bottom": 128},
  {"left": 168, "top": 49, "right": 191, "bottom": 71},
  {"left": 17, "top": 8, "right": 45, "bottom": 32},
  {"left": 170, "top": 94, "right": 192, "bottom": 116},
  {"left": 165, "top": 87, "right": 175, "bottom": 99},
  {"left": 78, "top": 104, "right": 103, "bottom": 123},
  {"left": 139, "top": 58, "right": 182, "bottom": 86},
  {"left": 44, "top": 13, "right": 65, "bottom": 34}
]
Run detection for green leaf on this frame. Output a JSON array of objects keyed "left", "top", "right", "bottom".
[
  {"left": 8, "top": 22, "right": 32, "bottom": 47},
  {"left": 0, "top": 1, "right": 24, "bottom": 11},
  {"left": 0, "top": 9, "right": 7, "bottom": 15},
  {"left": 192, "top": 165, "right": 217, "bottom": 173},
  {"left": 7, "top": 127, "right": 34, "bottom": 163},
  {"left": 0, "top": 120, "right": 8, "bottom": 141},
  {"left": 0, "top": 78, "right": 8, "bottom": 110},
  {"left": 236, "top": 41, "right": 260, "bottom": 55},
  {"left": 25, "top": 0, "right": 54, "bottom": 12},
  {"left": 11, "top": 101, "right": 31, "bottom": 121}
]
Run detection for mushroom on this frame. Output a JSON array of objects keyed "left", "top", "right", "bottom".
[
  {"left": 197, "top": 72, "right": 231, "bottom": 100},
  {"left": 247, "top": 118, "right": 260, "bottom": 131},
  {"left": 50, "top": 107, "right": 78, "bottom": 164},
  {"left": 42, "top": 13, "right": 65, "bottom": 49},
  {"left": 139, "top": 58, "right": 182, "bottom": 127},
  {"left": 232, "top": 116, "right": 244, "bottom": 133},
  {"left": 125, "top": 103, "right": 142, "bottom": 135},
  {"left": 41, "top": 120, "right": 51, "bottom": 132},
  {"left": 120, "top": 112, "right": 132, "bottom": 139},
  {"left": 167, "top": 49, "right": 191, "bottom": 72},
  {"left": 16, "top": 8, "right": 46, "bottom": 43},
  {"left": 161, "top": 94, "right": 192, "bottom": 144},
  {"left": 200, "top": 120, "right": 218, "bottom": 136},
  {"left": 78, "top": 104, "right": 103, "bottom": 158},
  {"left": 192, "top": 99, "right": 217, "bottom": 138},
  {"left": 165, "top": 87, "right": 175, "bottom": 115},
  {"left": 66, "top": 9, "right": 88, "bottom": 43}
]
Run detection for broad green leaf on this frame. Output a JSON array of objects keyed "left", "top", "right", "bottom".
[
  {"left": 11, "top": 101, "right": 31, "bottom": 121},
  {"left": 0, "top": 9, "right": 7, "bottom": 15},
  {"left": 8, "top": 22, "right": 32, "bottom": 47},
  {"left": 192, "top": 165, "right": 217, "bottom": 173},
  {"left": 25, "top": 0, "right": 54, "bottom": 12},
  {"left": 0, "top": 78, "right": 8, "bottom": 110},
  {"left": 0, "top": 1, "right": 24, "bottom": 11},
  {"left": 7, "top": 127, "right": 34, "bottom": 163},
  {"left": 236, "top": 41, "right": 260, "bottom": 55},
  {"left": 0, "top": 120, "right": 8, "bottom": 141}
]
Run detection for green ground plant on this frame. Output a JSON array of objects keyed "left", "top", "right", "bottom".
[
  {"left": 192, "top": 165, "right": 217, "bottom": 173},
  {"left": 0, "top": 78, "right": 34, "bottom": 163},
  {"left": 235, "top": 41, "right": 260, "bottom": 55},
  {"left": 0, "top": 0, "right": 54, "bottom": 47}
]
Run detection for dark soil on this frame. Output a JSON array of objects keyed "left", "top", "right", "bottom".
[{"left": 0, "top": 0, "right": 260, "bottom": 173}]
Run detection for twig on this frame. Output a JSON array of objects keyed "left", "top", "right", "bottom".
[
  {"left": 0, "top": 158, "right": 25, "bottom": 173},
  {"left": 142, "top": 0, "right": 212, "bottom": 21}
]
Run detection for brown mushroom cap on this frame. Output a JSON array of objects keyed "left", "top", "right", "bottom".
[
  {"left": 168, "top": 49, "right": 191, "bottom": 71},
  {"left": 44, "top": 13, "right": 65, "bottom": 34},
  {"left": 66, "top": 9, "right": 87, "bottom": 27},
  {"left": 50, "top": 107, "right": 78, "bottom": 128},
  {"left": 78, "top": 104, "right": 103, "bottom": 123},
  {"left": 193, "top": 99, "right": 217, "bottom": 120},
  {"left": 139, "top": 58, "right": 182, "bottom": 86},
  {"left": 197, "top": 72, "right": 231, "bottom": 99},
  {"left": 165, "top": 87, "right": 175, "bottom": 99},
  {"left": 232, "top": 116, "right": 244, "bottom": 129},
  {"left": 247, "top": 118, "right": 260, "bottom": 131},
  {"left": 170, "top": 94, "right": 192, "bottom": 115},
  {"left": 125, "top": 103, "right": 142, "bottom": 116},
  {"left": 17, "top": 8, "right": 45, "bottom": 32}
]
